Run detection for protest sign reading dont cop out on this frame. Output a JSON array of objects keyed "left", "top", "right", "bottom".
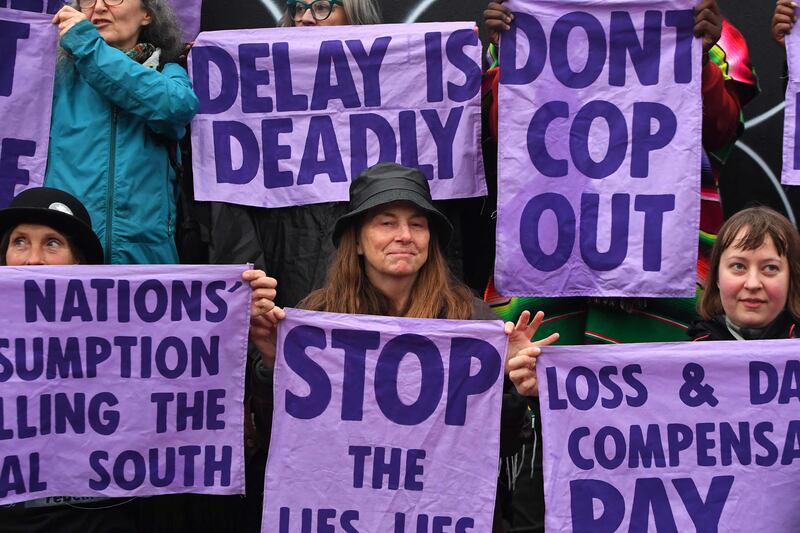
[{"left": 496, "top": 0, "right": 702, "bottom": 298}]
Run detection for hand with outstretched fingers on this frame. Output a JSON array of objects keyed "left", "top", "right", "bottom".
[{"left": 504, "top": 310, "right": 560, "bottom": 397}]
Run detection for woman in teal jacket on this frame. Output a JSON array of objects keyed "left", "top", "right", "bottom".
[{"left": 47, "top": 0, "right": 198, "bottom": 265}]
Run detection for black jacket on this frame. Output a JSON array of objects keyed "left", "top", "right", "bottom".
[{"left": 688, "top": 311, "right": 798, "bottom": 341}]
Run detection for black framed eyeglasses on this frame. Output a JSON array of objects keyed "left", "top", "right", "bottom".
[
  {"left": 287, "top": 0, "right": 343, "bottom": 22},
  {"left": 79, "top": 0, "right": 125, "bottom": 9}
]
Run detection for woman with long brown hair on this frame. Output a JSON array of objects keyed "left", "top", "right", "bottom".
[{"left": 250, "top": 162, "right": 557, "bottom": 532}]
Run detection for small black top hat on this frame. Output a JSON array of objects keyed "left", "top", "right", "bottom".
[
  {"left": 0, "top": 187, "right": 104, "bottom": 265},
  {"left": 332, "top": 163, "right": 453, "bottom": 246}
]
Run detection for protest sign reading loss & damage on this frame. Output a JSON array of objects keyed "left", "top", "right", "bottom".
[{"left": 538, "top": 340, "right": 800, "bottom": 532}]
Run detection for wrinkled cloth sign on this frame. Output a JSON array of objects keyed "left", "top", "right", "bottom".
[
  {"left": 0, "top": 265, "right": 250, "bottom": 505},
  {"left": 169, "top": 0, "right": 201, "bottom": 42},
  {"left": 783, "top": 25, "right": 800, "bottom": 186},
  {"left": 0, "top": 9, "right": 57, "bottom": 208},
  {"left": 537, "top": 340, "right": 800, "bottom": 532},
  {"left": 496, "top": 0, "right": 702, "bottom": 297},
  {"left": 0, "top": 1, "right": 62, "bottom": 14},
  {"left": 189, "top": 23, "right": 487, "bottom": 208},
  {"left": 263, "top": 309, "right": 506, "bottom": 532}
]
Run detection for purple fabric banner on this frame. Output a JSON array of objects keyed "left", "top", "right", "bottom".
[
  {"left": 0, "top": 1, "right": 63, "bottom": 14},
  {"left": 495, "top": 0, "right": 702, "bottom": 298},
  {"left": 189, "top": 23, "right": 487, "bottom": 208},
  {"left": 537, "top": 340, "right": 800, "bottom": 532},
  {"left": 263, "top": 309, "right": 506, "bottom": 531},
  {"left": 0, "top": 9, "right": 57, "bottom": 208},
  {"left": 782, "top": 20, "right": 800, "bottom": 186},
  {"left": 170, "top": 0, "right": 201, "bottom": 42},
  {"left": 0, "top": 265, "right": 250, "bottom": 505}
]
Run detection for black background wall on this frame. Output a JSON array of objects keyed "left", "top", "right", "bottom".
[{"left": 201, "top": 0, "right": 800, "bottom": 227}]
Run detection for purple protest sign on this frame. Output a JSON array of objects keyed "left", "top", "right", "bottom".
[
  {"left": 783, "top": 21, "right": 800, "bottom": 186},
  {"left": 189, "top": 23, "right": 486, "bottom": 208},
  {"left": 0, "top": 1, "right": 62, "bottom": 13},
  {"left": 537, "top": 340, "right": 800, "bottom": 532},
  {"left": 0, "top": 9, "right": 57, "bottom": 208},
  {"left": 495, "top": 0, "right": 702, "bottom": 297},
  {"left": 263, "top": 309, "right": 506, "bottom": 531},
  {"left": 0, "top": 265, "right": 250, "bottom": 505},
  {"left": 169, "top": 0, "right": 201, "bottom": 42}
]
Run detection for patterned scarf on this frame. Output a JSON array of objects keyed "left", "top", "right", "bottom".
[{"left": 123, "top": 43, "right": 159, "bottom": 67}]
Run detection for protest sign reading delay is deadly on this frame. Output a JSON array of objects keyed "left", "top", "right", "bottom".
[
  {"left": 0, "top": 8, "right": 56, "bottom": 208},
  {"left": 0, "top": 265, "right": 250, "bottom": 505},
  {"left": 538, "top": 340, "right": 800, "bottom": 532},
  {"left": 496, "top": 0, "right": 702, "bottom": 297},
  {"left": 189, "top": 23, "right": 486, "bottom": 208},
  {"left": 263, "top": 309, "right": 506, "bottom": 532}
]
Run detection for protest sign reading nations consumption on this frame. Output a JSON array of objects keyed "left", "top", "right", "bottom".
[
  {"left": 496, "top": 0, "right": 702, "bottom": 297},
  {"left": 537, "top": 340, "right": 800, "bottom": 532},
  {"left": 782, "top": 25, "right": 800, "bottom": 186},
  {"left": 0, "top": 8, "right": 56, "bottom": 208},
  {"left": 263, "top": 309, "right": 506, "bottom": 532},
  {"left": 0, "top": 265, "right": 249, "bottom": 505},
  {"left": 189, "top": 23, "right": 487, "bottom": 208}
]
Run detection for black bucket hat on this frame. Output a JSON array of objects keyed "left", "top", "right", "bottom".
[
  {"left": 0, "top": 187, "right": 104, "bottom": 265},
  {"left": 332, "top": 163, "right": 453, "bottom": 246}
]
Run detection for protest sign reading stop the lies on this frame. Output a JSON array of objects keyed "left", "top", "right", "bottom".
[
  {"left": 189, "top": 22, "right": 487, "bottom": 208},
  {"left": 0, "top": 265, "right": 250, "bottom": 504},
  {"left": 496, "top": 0, "right": 702, "bottom": 297},
  {"left": 263, "top": 309, "right": 507, "bottom": 532},
  {"left": 0, "top": 8, "right": 57, "bottom": 208},
  {"left": 537, "top": 340, "right": 800, "bottom": 532}
]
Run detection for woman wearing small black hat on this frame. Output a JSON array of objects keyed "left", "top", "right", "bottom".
[
  {"left": 0, "top": 188, "right": 279, "bottom": 533},
  {"left": 0, "top": 187, "right": 104, "bottom": 266},
  {"left": 249, "top": 163, "right": 558, "bottom": 532}
]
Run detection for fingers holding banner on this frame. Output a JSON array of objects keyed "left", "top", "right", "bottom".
[
  {"left": 693, "top": 0, "right": 722, "bottom": 57},
  {"left": 249, "top": 306, "right": 286, "bottom": 369},
  {"left": 483, "top": 0, "right": 513, "bottom": 43},
  {"left": 773, "top": 0, "right": 798, "bottom": 46},
  {"left": 51, "top": 6, "right": 87, "bottom": 40},
  {"left": 243, "top": 268, "right": 277, "bottom": 318}
]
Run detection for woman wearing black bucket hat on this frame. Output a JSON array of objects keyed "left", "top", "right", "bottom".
[
  {"left": 0, "top": 187, "right": 104, "bottom": 266},
  {"left": 249, "top": 163, "right": 558, "bottom": 532}
]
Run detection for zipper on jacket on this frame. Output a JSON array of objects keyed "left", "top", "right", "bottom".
[{"left": 105, "top": 107, "right": 118, "bottom": 264}]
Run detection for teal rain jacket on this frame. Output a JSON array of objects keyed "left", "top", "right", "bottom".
[{"left": 45, "top": 20, "right": 198, "bottom": 264}]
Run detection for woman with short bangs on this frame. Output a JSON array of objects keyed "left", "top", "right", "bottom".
[
  {"left": 690, "top": 207, "right": 800, "bottom": 341},
  {"left": 48, "top": 0, "right": 198, "bottom": 265}
]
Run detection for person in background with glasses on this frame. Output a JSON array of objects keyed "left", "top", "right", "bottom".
[
  {"left": 47, "top": 0, "right": 198, "bottom": 266},
  {"left": 279, "top": 0, "right": 381, "bottom": 26}
]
